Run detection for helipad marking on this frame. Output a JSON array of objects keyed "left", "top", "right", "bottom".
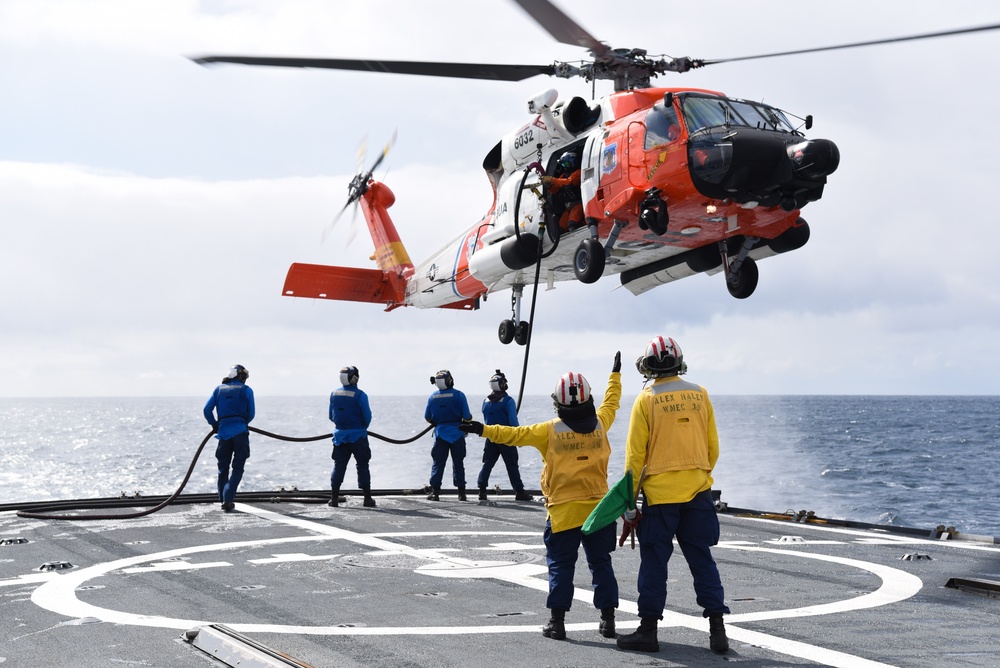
[
  {"left": 248, "top": 553, "right": 341, "bottom": 565},
  {"left": 27, "top": 503, "right": 915, "bottom": 668},
  {"left": 121, "top": 561, "right": 231, "bottom": 574}
]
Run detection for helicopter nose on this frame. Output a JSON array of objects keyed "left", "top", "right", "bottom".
[{"left": 787, "top": 138, "right": 840, "bottom": 179}]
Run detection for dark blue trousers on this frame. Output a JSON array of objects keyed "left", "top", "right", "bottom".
[
  {"left": 476, "top": 440, "right": 525, "bottom": 490},
  {"left": 543, "top": 519, "right": 618, "bottom": 612},
  {"left": 331, "top": 436, "right": 372, "bottom": 491},
  {"left": 429, "top": 436, "right": 466, "bottom": 488},
  {"left": 635, "top": 489, "right": 730, "bottom": 619},
  {"left": 215, "top": 431, "right": 250, "bottom": 504}
]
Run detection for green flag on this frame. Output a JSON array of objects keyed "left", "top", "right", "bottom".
[{"left": 582, "top": 470, "right": 633, "bottom": 535}]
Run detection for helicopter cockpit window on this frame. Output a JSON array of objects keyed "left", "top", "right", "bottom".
[
  {"left": 644, "top": 103, "right": 681, "bottom": 150},
  {"left": 728, "top": 100, "right": 794, "bottom": 132},
  {"left": 681, "top": 95, "right": 795, "bottom": 134}
]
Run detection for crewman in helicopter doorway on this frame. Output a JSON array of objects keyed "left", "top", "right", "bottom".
[
  {"left": 328, "top": 365, "right": 376, "bottom": 508},
  {"left": 203, "top": 364, "right": 255, "bottom": 512},
  {"left": 475, "top": 369, "right": 533, "bottom": 502},
  {"left": 424, "top": 370, "right": 473, "bottom": 501},
  {"left": 460, "top": 353, "right": 623, "bottom": 641}
]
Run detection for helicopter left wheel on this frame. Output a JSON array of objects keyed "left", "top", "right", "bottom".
[
  {"left": 726, "top": 256, "right": 759, "bottom": 299},
  {"left": 498, "top": 319, "right": 516, "bottom": 345},
  {"left": 574, "top": 238, "right": 605, "bottom": 284},
  {"left": 514, "top": 320, "right": 531, "bottom": 346}
]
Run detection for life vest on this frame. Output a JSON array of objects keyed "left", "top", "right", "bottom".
[
  {"left": 644, "top": 379, "right": 712, "bottom": 475},
  {"left": 540, "top": 420, "right": 610, "bottom": 505}
]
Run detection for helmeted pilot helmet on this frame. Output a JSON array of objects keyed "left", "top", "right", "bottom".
[{"left": 557, "top": 151, "right": 578, "bottom": 174}]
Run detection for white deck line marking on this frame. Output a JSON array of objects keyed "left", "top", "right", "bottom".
[
  {"left": 26, "top": 503, "right": 916, "bottom": 667},
  {"left": 739, "top": 516, "right": 1000, "bottom": 552},
  {"left": 121, "top": 561, "right": 232, "bottom": 574}
]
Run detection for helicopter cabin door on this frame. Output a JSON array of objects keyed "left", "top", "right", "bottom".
[{"left": 580, "top": 131, "right": 606, "bottom": 214}]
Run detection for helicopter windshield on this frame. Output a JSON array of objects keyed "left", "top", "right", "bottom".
[{"left": 681, "top": 94, "right": 796, "bottom": 135}]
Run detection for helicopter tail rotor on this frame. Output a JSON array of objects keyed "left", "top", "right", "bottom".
[{"left": 321, "top": 131, "right": 397, "bottom": 246}]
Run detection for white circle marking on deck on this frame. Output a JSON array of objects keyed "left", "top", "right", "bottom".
[{"left": 28, "top": 503, "right": 914, "bottom": 668}]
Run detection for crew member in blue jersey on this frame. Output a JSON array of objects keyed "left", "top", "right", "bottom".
[
  {"left": 476, "top": 369, "right": 533, "bottom": 502},
  {"left": 616, "top": 336, "right": 730, "bottom": 655},
  {"left": 329, "top": 365, "right": 376, "bottom": 508},
  {"left": 424, "top": 369, "right": 472, "bottom": 501},
  {"left": 460, "top": 354, "right": 622, "bottom": 641},
  {"left": 203, "top": 364, "right": 255, "bottom": 512}
]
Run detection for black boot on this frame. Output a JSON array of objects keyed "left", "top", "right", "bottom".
[
  {"left": 362, "top": 490, "right": 376, "bottom": 508},
  {"left": 478, "top": 487, "right": 487, "bottom": 501},
  {"left": 327, "top": 489, "right": 339, "bottom": 507},
  {"left": 514, "top": 489, "right": 534, "bottom": 501},
  {"left": 599, "top": 607, "right": 616, "bottom": 638},
  {"left": 616, "top": 617, "right": 658, "bottom": 652},
  {"left": 427, "top": 487, "right": 441, "bottom": 501},
  {"left": 709, "top": 615, "right": 729, "bottom": 654},
  {"left": 542, "top": 609, "right": 566, "bottom": 640},
  {"left": 457, "top": 486, "right": 467, "bottom": 501}
]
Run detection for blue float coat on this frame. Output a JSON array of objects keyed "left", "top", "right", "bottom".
[
  {"left": 329, "top": 385, "right": 372, "bottom": 445},
  {"left": 482, "top": 392, "right": 518, "bottom": 428},
  {"left": 425, "top": 388, "right": 472, "bottom": 443},
  {"left": 203, "top": 380, "right": 255, "bottom": 440}
]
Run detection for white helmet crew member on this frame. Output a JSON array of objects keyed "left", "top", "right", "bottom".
[
  {"left": 460, "top": 352, "right": 623, "bottom": 641},
  {"left": 329, "top": 365, "right": 376, "bottom": 508},
  {"left": 616, "top": 337, "right": 730, "bottom": 655},
  {"left": 424, "top": 370, "right": 473, "bottom": 501},
  {"left": 203, "top": 364, "right": 255, "bottom": 512}
]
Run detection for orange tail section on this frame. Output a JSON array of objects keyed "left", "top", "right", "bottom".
[{"left": 282, "top": 181, "right": 414, "bottom": 311}]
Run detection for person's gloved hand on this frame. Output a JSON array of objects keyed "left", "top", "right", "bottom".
[
  {"left": 619, "top": 507, "right": 642, "bottom": 547},
  {"left": 458, "top": 421, "right": 484, "bottom": 436},
  {"left": 612, "top": 351, "right": 621, "bottom": 373}
]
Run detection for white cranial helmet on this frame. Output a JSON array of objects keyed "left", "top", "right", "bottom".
[{"left": 551, "top": 372, "right": 591, "bottom": 407}]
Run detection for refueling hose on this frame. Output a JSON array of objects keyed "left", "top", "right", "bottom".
[
  {"left": 14, "top": 424, "right": 434, "bottom": 520},
  {"left": 511, "top": 161, "right": 555, "bottom": 413}
]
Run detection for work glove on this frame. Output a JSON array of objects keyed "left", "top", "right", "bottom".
[
  {"left": 458, "top": 421, "right": 484, "bottom": 436},
  {"left": 612, "top": 351, "right": 621, "bottom": 373},
  {"left": 619, "top": 507, "right": 642, "bottom": 548}
]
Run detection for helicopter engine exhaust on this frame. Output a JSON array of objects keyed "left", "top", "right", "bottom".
[{"left": 468, "top": 233, "right": 541, "bottom": 280}]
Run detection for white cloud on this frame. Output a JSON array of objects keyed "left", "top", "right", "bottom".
[{"left": 2, "top": 1, "right": 1000, "bottom": 397}]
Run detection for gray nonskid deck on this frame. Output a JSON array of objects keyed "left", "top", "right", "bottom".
[{"left": 2, "top": 496, "right": 998, "bottom": 667}]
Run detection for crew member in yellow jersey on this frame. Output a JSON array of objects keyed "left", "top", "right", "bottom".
[
  {"left": 460, "top": 353, "right": 622, "bottom": 642},
  {"left": 616, "top": 336, "right": 730, "bottom": 655}
]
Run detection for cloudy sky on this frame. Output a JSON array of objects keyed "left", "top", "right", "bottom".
[{"left": 2, "top": 0, "right": 999, "bottom": 398}]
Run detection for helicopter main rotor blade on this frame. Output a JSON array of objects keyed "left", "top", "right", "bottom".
[
  {"left": 509, "top": 0, "right": 611, "bottom": 60},
  {"left": 700, "top": 22, "right": 1000, "bottom": 67},
  {"left": 191, "top": 55, "right": 554, "bottom": 82}
]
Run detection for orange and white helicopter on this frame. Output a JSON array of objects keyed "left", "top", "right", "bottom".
[{"left": 193, "top": 0, "right": 1000, "bottom": 346}]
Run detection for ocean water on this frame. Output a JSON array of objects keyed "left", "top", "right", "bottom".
[{"left": 1, "top": 395, "right": 998, "bottom": 536}]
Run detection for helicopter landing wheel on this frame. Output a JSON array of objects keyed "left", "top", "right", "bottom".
[
  {"left": 498, "top": 319, "right": 516, "bottom": 345},
  {"left": 726, "top": 256, "right": 759, "bottom": 299},
  {"left": 514, "top": 320, "right": 531, "bottom": 346},
  {"left": 573, "top": 238, "right": 605, "bottom": 284}
]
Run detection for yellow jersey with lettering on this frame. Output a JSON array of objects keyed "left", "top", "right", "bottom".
[
  {"left": 482, "top": 372, "right": 621, "bottom": 531},
  {"left": 541, "top": 421, "right": 610, "bottom": 505},
  {"left": 625, "top": 376, "right": 718, "bottom": 505}
]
